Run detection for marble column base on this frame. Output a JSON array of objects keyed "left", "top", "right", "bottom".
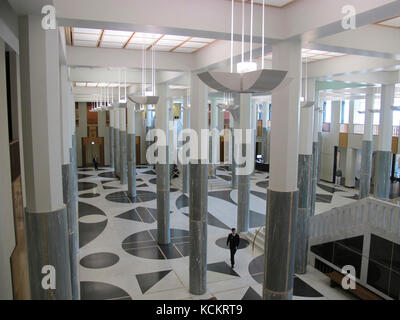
[
  {"left": 295, "top": 154, "right": 313, "bottom": 274},
  {"left": 311, "top": 141, "right": 320, "bottom": 217},
  {"left": 110, "top": 127, "right": 115, "bottom": 169},
  {"left": 69, "top": 140, "right": 80, "bottom": 300},
  {"left": 145, "top": 126, "right": 152, "bottom": 162},
  {"left": 374, "top": 150, "right": 392, "bottom": 200},
  {"left": 263, "top": 190, "right": 298, "bottom": 300},
  {"left": 262, "top": 128, "right": 270, "bottom": 165},
  {"left": 231, "top": 131, "right": 238, "bottom": 189},
  {"left": 157, "top": 160, "right": 170, "bottom": 245},
  {"left": 114, "top": 129, "right": 120, "bottom": 175},
  {"left": 25, "top": 207, "right": 72, "bottom": 300},
  {"left": 360, "top": 140, "right": 373, "bottom": 199},
  {"left": 62, "top": 163, "right": 79, "bottom": 300},
  {"left": 189, "top": 162, "right": 208, "bottom": 295},
  {"left": 120, "top": 131, "right": 127, "bottom": 184},
  {"left": 237, "top": 170, "right": 250, "bottom": 233},
  {"left": 127, "top": 133, "right": 136, "bottom": 198}
]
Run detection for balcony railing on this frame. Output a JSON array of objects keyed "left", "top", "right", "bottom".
[
  {"left": 353, "top": 124, "right": 364, "bottom": 135},
  {"left": 393, "top": 126, "right": 400, "bottom": 137},
  {"left": 339, "top": 123, "right": 349, "bottom": 133},
  {"left": 373, "top": 125, "right": 379, "bottom": 136},
  {"left": 322, "top": 122, "right": 330, "bottom": 132}
]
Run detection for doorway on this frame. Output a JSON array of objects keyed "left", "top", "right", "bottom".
[
  {"left": 86, "top": 143, "right": 100, "bottom": 167},
  {"left": 82, "top": 137, "right": 104, "bottom": 167}
]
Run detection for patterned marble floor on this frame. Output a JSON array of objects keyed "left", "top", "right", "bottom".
[{"left": 77, "top": 166, "right": 358, "bottom": 300}]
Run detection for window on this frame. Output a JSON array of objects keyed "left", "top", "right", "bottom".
[
  {"left": 268, "top": 104, "right": 271, "bottom": 121},
  {"left": 353, "top": 99, "right": 365, "bottom": 125},
  {"left": 340, "top": 100, "right": 349, "bottom": 124},
  {"left": 257, "top": 104, "right": 263, "bottom": 121},
  {"left": 373, "top": 98, "right": 381, "bottom": 126},
  {"left": 323, "top": 101, "right": 332, "bottom": 123},
  {"left": 393, "top": 97, "right": 400, "bottom": 126}
]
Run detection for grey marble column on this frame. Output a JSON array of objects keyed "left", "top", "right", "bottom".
[
  {"left": 374, "top": 151, "right": 392, "bottom": 200},
  {"left": 237, "top": 162, "right": 250, "bottom": 233},
  {"left": 311, "top": 141, "right": 320, "bottom": 216},
  {"left": 110, "top": 127, "right": 114, "bottom": 169},
  {"left": 62, "top": 161, "right": 79, "bottom": 300},
  {"left": 157, "top": 148, "right": 170, "bottom": 244},
  {"left": 127, "top": 133, "right": 136, "bottom": 198},
  {"left": 295, "top": 154, "right": 313, "bottom": 274},
  {"left": 120, "top": 129, "right": 127, "bottom": 184},
  {"left": 360, "top": 140, "right": 373, "bottom": 199},
  {"left": 182, "top": 136, "right": 190, "bottom": 194},
  {"left": 70, "top": 135, "right": 79, "bottom": 299},
  {"left": 25, "top": 207, "right": 72, "bottom": 299},
  {"left": 263, "top": 190, "right": 298, "bottom": 300},
  {"left": 189, "top": 162, "right": 208, "bottom": 295},
  {"left": 114, "top": 128, "right": 120, "bottom": 175},
  {"left": 262, "top": 127, "right": 270, "bottom": 165},
  {"left": 231, "top": 131, "right": 238, "bottom": 190}
]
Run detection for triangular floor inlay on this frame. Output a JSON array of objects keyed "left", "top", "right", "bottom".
[{"left": 135, "top": 270, "right": 172, "bottom": 294}]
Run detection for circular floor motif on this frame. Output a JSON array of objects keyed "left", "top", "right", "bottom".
[
  {"left": 78, "top": 182, "right": 98, "bottom": 192},
  {"left": 98, "top": 172, "right": 118, "bottom": 178},
  {"left": 80, "top": 281, "right": 131, "bottom": 300},
  {"left": 80, "top": 252, "right": 120, "bottom": 269},
  {"left": 78, "top": 202, "right": 108, "bottom": 248},
  {"left": 78, "top": 174, "right": 92, "bottom": 180},
  {"left": 79, "top": 193, "right": 101, "bottom": 198},
  {"left": 122, "top": 229, "right": 190, "bottom": 260},
  {"left": 215, "top": 237, "right": 250, "bottom": 250},
  {"left": 105, "top": 190, "right": 157, "bottom": 203}
]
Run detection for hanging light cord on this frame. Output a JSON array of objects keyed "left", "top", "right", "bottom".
[
  {"left": 230, "top": 0, "right": 234, "bottom": 73},
  {"left": 241, "top": 0, "right": 244, "bottom": 63},
  {"left": 250, "top": 0, "right": 253, "bottom": 63},
  {"left": 262, "top": 0, "right": 265, "bottom": 69}
]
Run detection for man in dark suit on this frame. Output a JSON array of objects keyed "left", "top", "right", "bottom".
[{"left": 227, "top": 228, "right": 240, "bottom": 268}]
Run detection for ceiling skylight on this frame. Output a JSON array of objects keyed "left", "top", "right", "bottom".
[{"left": 66, "top": 27, "right": 216, "bottom": 53}]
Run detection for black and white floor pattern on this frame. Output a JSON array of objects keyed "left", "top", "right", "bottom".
[{"left": 77, "top": 166, "right": 358, "bottom": 300}]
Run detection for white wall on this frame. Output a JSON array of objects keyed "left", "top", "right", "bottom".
[
  {"left": 0, "top": 39, "right": 16, "bottom": 299},
  {"left": 76, "top": 102, "right": 87, "bottom": 167}
]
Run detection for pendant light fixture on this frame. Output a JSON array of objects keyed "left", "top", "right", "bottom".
[
  {"left": 198, "top": 0, "right": 290, "bottom": 95},
  {"left": 119, "top": 69, "right": 127, "bottom": 104},
  {"left": 129, "top": 45, "right": 159, "bottom": 110}
]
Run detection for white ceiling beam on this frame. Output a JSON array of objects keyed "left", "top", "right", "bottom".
[
  {"left": 66, "top": 45, "right": 195, "bottom": 71},
  {"left": 310, "top": 24, "right": 400, "bottom": 60}
]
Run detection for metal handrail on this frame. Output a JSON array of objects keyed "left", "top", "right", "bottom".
[{"left": 252, "top": 223, "right": 266, "bottom": 252}]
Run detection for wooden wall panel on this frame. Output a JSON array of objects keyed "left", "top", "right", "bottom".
[{"left": 339, "top": 133, "right": 348, "bottom": 148}]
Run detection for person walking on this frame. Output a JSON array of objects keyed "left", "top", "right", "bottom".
[
  {"left": 93, "top": 156, "right": 99, "bottom": 171},
  {"left": 227, "top": 228, "right": 240, "bottom": 269},
  {"left": 335, "top": 168, "right": 342, "bottom": 187}
]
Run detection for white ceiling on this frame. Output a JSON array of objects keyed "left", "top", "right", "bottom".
[
  {"left": 259, "top": 48, "right": 346, "bottom": 63},
  {"left": 229, "top": 0, "right": 296, "bottom": 8},
  {"left": 68, "top": 28, "right": 216, "bottom": 53},
  {"left": 253, "top": 0, "right": 296, "bottom": 7}
]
